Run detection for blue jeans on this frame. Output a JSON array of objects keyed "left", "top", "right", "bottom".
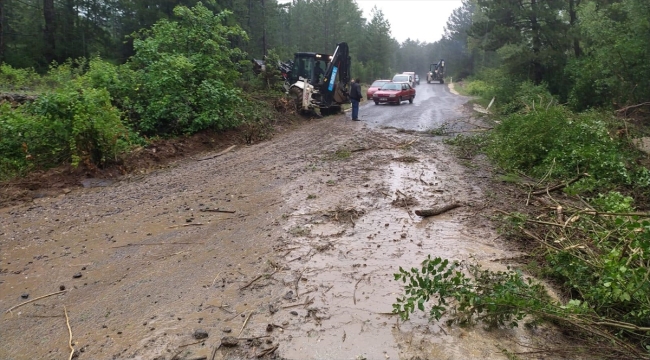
[{"left": 351, "top": 99, "right": 360, "bottom": 120}]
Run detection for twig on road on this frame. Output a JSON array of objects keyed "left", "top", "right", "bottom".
[
  {"left": 64, "top": 306, "right": 74, "bottom": 360},
  {"left": 5, "top": 290, "right": 67, "bottom": 314},
  {"left": 197, "top": 145, "right": 236, "bottom": 161}
]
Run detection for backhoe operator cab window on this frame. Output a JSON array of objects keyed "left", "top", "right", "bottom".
[{"left": 290, "top": 52, "right": 332, "bottom": 85}]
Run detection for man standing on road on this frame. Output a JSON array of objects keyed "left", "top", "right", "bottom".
[{"left": 350, "top": 78, "right": 362, "bottom": 121}]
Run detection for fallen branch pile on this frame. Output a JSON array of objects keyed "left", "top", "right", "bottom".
[{"left": 496, "top": 192, "right": 650, "bottom": 358}]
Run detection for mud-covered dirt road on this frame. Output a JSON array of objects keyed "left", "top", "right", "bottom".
[
  {"left": 1, "top": 85, "right": 566, "bottom": 360},
  {"left": 356, "top": 81, "right": 465, "bottom": 131}
]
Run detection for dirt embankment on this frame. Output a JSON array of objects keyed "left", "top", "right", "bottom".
[{"left": 1, "top": 112, "right": 572, "bottom": 360}]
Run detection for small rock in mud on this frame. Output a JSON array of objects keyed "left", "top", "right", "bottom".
[
  {"left": 266, "top": 324, "right": 273, "bottom": 332},
  {"left": 193, "top": 329, "right": 209, "bottom": 340},
  {"left": 290, "top": 311, "right": 298, "bottom": 316},
  {"left": 21, "top": 293, "right": 29, "bottom": 299},
  {"left": 221, "top": 336, "right": 239, "bottom": 347},
  {"left": 268, "top": 304, "right": 278, "bottom": 314},
  {"left": 282, "top": 291, "right": 294, "bottom": 300},
  {"left": 222, "top": 328, "right": 232, "bottom": 333},
  {"left": 59, "top": 285, "right": 66, "bottom": 291},
  {"left": 72, "top": 272, "right": 82, "bottom": 278}
]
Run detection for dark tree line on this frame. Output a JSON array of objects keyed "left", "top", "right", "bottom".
[{"left": 2, "top": 0, "right": 648, "bottom": 110}]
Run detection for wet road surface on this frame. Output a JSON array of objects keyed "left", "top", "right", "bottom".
[
  {"left": 1, "top": 86, "right": 569, "bottom": 360},
  {"left": 355, "top": 82, "right": 468, "bottom": 131}
]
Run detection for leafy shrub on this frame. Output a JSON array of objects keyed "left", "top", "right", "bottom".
[
  {"left": 487, "top": 106, "right": 641, "bottom": 187},
  {"left": 0, "top": 63, "right": 41, "bottom": 90},
  {"left": 444, "top": 133, "right": 488, "bottom": 158},
  {"left": 126, "top": 3, "right": 249, "bottom": 135},
  {"left": 545, "top": 214, "right": 650, "bottom": 331},
  {"left": 0, "top": 104, "right": 49, "bottom": 179},
  {"left": 591, "top": 191, "right": 635, "bottom": 213},
  {"left": 393, "top": 256, "right": 552, "bottom": 327},
  {"left": 0, "top": 79, "right": 128, "bottom": 178},
  {"left": 463, "top": 79, "right": 493, "bottom": 98}
]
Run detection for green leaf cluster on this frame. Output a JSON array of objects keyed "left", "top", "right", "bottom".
[
  {"left": 393, "top": 256, "right": 551, "bottom": 328},
  {"left": 486, "top": 106, "right": 646, "bottom": 189},
  {"left": 124, "top": 3, "right": 249, "bottom": 135},
  {"left": 0, "top": 78, "right": 128, "bottom": 179},
  {"left": 0, "top": 63, "right": 41, "bottom": 91}
]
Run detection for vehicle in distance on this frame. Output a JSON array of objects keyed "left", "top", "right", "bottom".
[
  {"left": 402, "top": 71, "right": 416, "bottom": 87},
  {"left": 392, "top": 73, "right": 415, "bottom": 88},
  {"left": 372, "top": 82, "right": 415, "bottom": 105},
  {"left": 415, "top": 74, "right": 420, "bottom": 85},
  {"left": 367, "top": 79, "right": 391, "bottom": 100}
]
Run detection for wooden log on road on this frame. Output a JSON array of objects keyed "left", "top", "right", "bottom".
[{"left": 414, "top": 203, "right": 462, "bottom": 217}]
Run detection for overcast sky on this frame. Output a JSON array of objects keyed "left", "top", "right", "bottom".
[
  {"left": 355, "top": 0, "right": 463, "bottom": 44},
  {"left": 276, "top": 0, "right": 463, "bottom": 44}
]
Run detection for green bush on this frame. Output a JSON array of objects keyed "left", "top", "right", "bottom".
[
  {"left": 0, "top": 79, "right": 128, "bottom": 179},
  {"left": 30, "top": 81, "right": 128, "bottom": 167},
  {"left": 487, "top": 106, "right": 642, "bottom": 187},
  {"left": 126, "top": 3, "right": 249, "bottom": 135},
  {"left": 0, "top": 63, "right": 41, "bottom": 90},
  {"left": 463, "top": 79, "right": 493, "bottom": 98}
]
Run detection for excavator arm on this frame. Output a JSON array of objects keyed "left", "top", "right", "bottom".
[{"left": 320, "top": 42, "right": 350, "bottom": 106}]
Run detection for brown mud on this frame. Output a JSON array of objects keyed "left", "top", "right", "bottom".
[{"left": 1, "top": 112, "right": 571, "bottom": 359}]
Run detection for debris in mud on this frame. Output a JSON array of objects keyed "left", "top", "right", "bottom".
[
  {"left": 414, "top": 203, "right": 463, "bottom": 217},
  {"left": 391, "top": 192, "right": 418, "bottom": 208},
  {"left": 222, "top": 327, "right": 232, "bottom": 333},
  {"left": 196, "top": 144, "right": 237, "bottom": 162},
  {"left": 20, "top": 293, "right": 29, "bottom": 299},
  {"left": 193, "top": 329, "right": 209, "bottom": 339},
  {"left": 268, "top": 304, "right": 279, "bottom": 314},
  {"left": 256, "top": 344, "right": 279, "bottom": 358},
  {"left": 392, "top": 155, "right": 419, "bottom": 163},
  {"left": 325, "top": 206, "right": 365, "bottom": 225},
  {"left": 220, "top": 336, "right": 239, "bottom": 347},
  {"left": 282, "top": 291, "right": 294, "bottom": 300},
  {"left": 73, "top": 272, "right": 82, "bottom": 278},
  {"left": 312, "top": 241, "right": 333, "bottom": 252},
  {"left": 199, "top": 208, "right": 236, "bottom": 214}
]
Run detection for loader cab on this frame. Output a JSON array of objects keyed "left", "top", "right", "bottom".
[{"left": 290, "top": 52, "right": 333, "bottom": 85}]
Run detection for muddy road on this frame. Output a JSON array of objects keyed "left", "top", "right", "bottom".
[
  {"left": 357, "top": 81, "right": 465, "bottom": 131},
  {"left": 1, "top": 86, "right": 565, "bottom": 360}
]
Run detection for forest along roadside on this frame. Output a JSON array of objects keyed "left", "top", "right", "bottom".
[{"left": 1, "top": 111, "right": 566, "bottom": 360}]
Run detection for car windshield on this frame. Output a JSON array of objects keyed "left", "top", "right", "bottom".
[
  {"left": 381, "top": 83, "right": 401, "bottom": 90},
  {"left": 371, "top": 80, "right": 389, "bottom": 87},
  {"left": 392, "top": 75, "right": 408, "bottom": 82}
]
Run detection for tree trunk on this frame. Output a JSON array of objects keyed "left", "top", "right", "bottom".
[
  {"left": 569, "top": 0, "right": 582, "bottom": 57},
  {"left": 262, "top": 0, "right": 266, "bottom": 56},
  {"left": 43, "top": 0, "right": 56, "bottom": 64},
  {"left": 0, "top": 0, "right": 5, "bottom": 63},
  {"left": 530, "top": 0, "right": 543, "bottom": 84}
]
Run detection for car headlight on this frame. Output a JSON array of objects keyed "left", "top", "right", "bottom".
[{"left": 389, "top": 94, "right": 396, "bottom": 98}]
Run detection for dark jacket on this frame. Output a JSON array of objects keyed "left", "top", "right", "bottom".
[{"left": 350, "top": 82, "right": 362, "bottom": 101}]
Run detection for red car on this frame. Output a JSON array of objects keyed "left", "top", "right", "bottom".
[
  {"left": 372, "top": 82, "right": 416, "bottom": 105},
  {"left": 366, "top": 79, "right": 391, "bottom": 100}
]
